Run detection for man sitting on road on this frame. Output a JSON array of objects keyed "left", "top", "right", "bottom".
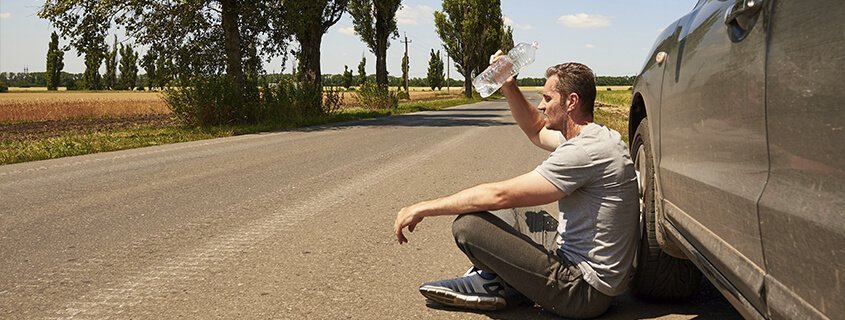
[{"left": 393, "top": 59, "right": 639, "bottom": 319}]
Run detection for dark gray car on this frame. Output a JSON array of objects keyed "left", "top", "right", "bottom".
[{"left": 627, "top": 1, "right": 843, "bottom": 319}]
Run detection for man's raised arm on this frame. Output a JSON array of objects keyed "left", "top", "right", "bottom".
[{"left": 500, "top": 80, "right": 560, "bottom": 152}]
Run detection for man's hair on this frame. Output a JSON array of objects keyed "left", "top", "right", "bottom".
[{"left": 545, "top": 63, "right": 596, "bottom": 116}]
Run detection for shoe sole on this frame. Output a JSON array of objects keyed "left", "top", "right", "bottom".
[{"left": 419, "top": 285, "right": 507, "bottom": 311}]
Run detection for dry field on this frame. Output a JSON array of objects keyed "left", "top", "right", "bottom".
[
  {"left": 0, "top": 91, "right": 169, "bottom": 122},
  {"left": 0, "top": 89, "right": 463, "bottom": 123}
]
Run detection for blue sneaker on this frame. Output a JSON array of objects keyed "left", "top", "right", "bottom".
[{"left": 419, "top": 267, "right": 513, "bottom": 311}]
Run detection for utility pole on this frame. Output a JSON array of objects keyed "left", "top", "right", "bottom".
[{"left": 401, "top": 32, "right": 411, "bottom": 93}]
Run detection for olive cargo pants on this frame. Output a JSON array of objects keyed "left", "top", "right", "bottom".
[{"left": 452, "top": 208, "right": 612, "bottom": 319}]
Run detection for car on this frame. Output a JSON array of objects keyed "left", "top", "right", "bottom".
[{"left": 627, "top": 1, "right": 843, "bottom": 319}]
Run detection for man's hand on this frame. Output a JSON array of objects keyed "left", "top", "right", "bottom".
[
  {"left": 394, "top": 205, "right": 424, "bottom": 244},
  {"left": 489, "top": 49, "right": 517, "bottom": 85},
  {"left": 490, "top": 49, "right": 505, "bottom": 64}
]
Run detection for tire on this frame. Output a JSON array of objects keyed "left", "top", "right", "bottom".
[{"left": 630, "top": 118, "right": 702, "bottom": 301}]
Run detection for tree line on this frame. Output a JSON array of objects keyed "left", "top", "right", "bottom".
[
  {"left": 33, "top": 0, "right": 625, "bottom": 126},
  {"left": 516, "top": 76, "right": 636, "bottom": 87}
]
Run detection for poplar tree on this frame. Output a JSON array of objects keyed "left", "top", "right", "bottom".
[
  {"left": 104, "top": 35, "right": 118, "bottom": 90},
  {"left": 357, "top": 56, "right": 367, "bottom": 86},
  {"left": 118, "top": 44, "right": 138, "bottom": 90},
  {"left": 342, "top": 65, "right": 353, "bottom": 89},
  {"left": 502, "top": 25, "right": 514, "bottom": 53},
  {"left": 426, "top": 49, "right": 444, "bottom": 91},
  {"left": 400, "top": 53, "right": 409, "bottom": 92},
  {"left": 142, "top": 51, "right": 157, "bottom": 90},
  {"left": 282, "top": 0, "right": 347, "bottom": 87},
  {"left": 45, "top": 32, "right": 64, "bottom": 90},
  {"left": 348, "top": 0, "right": 402, "bottom": 87},
  {"left": 435, "top": 0, "right": 504, "bottom": 97}
]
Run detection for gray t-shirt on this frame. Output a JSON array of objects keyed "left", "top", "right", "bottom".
[{"left": 534, "top": 123, "right": 639, "bottom": 296}]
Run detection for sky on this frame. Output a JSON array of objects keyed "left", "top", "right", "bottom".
[{"left": 0, "top": 0, "right": 694, "bottom": 79}]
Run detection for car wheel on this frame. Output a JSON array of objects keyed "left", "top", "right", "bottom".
[{"left": 630, "top": 118, "right": 702, "bottom": 301}]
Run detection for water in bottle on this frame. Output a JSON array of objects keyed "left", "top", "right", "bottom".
[{"left": 473, "top": 41, "right": 539, "bottom": 98}]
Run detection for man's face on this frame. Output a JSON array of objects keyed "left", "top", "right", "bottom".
[{"left": 538, "top": 75, "right": 568, "bottom": 132}]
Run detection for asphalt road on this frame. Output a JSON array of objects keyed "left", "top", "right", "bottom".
[{"left": 0, "top": 96, "right": 741, "bottom": 319}]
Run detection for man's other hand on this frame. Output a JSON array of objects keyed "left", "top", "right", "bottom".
[{"left": 394, "top": 205, "right": 424, "bottom": 244}]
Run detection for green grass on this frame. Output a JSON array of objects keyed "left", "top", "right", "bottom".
[
  {"left": 595, "top": 89, "right": 632, "bottom": 108},
  {"left": 594, "top": 89, "right": 632, "bottom": 142},
  {"left": 0, "top": 96, "right": 482, "bottom": 165}
]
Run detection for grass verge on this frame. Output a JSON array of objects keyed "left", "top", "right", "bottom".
[
  {"left": 0, "top": 96, "right": 482, "bottom": 165},
  {"left": 594, "top": 89, "right": 632, "bottom": 142}
]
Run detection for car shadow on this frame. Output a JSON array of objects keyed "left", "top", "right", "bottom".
[{"left": 424, "top": 278, "right": 741, "bottom": 319}]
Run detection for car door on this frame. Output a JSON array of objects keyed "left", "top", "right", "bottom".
[
  {"left": 658, "top": 0, "right": 768, "bottom": 313},
  {"left": 759, "top": 1, "right": 845, "bottom": 319}
]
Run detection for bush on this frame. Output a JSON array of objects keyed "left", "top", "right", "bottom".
[
  {"left": 164, "top": 75, "right": 263, "bottom": 126},
  {"left": 260, "top": 80, "right": 344, "bottom": 125},
  {"left": 397, "top": 90, "right": 410, "bottom": 100},
  {"left": 0, "top": 83, "right": 7, "bottom": 93},
  {"left": 164, "top": 75, "right": 347, "bottom": 127},
  {"left": 65, "top": 80, "right": 84, "bottom": 91},
  {"left": 357, "top": 82, "right": 398, "bottom": 110}
]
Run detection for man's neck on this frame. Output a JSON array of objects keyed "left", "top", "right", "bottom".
[{"left": 564, "top": 117, "right": 593, "bottom": 140}]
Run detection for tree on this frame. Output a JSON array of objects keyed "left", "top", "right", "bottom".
[
  {"left": 357, "top": 56, "right": 367, "bottom": 85},
  {"left": 342, "top": 65, "right": 354, "bottom": 89},
  {"left": 142, "top": 50, "right": 157, "bottom": 90},
  {"left": 45, "top": 31, "right": 64, "bottom": 90},
  {"left": 83, "top": 46, "right": 104, "bottom": 90},
  {"left": 348, "top": 0, "right": 402, "bottom": 87},
  {"left": 400, "top": 53, "right": 409, "bottom": 92},
  {"left": 502, "top": 25, "right": 514, "bottom": 53},
  {"left": 427, "top": 49, "right": 445, "bottom": 91},
  {"left": 118, "top": 44, "right": 138, "bottom": 90},
  {"left": 40, "top": 1, "right": 292, "bottom": 109},
  {"left": 154, "top": 54, "right": 171, "bottom": 89},
  {"left": 104, "top": 35, "right": 118, "bottom": 90},
  {"left": 435, "top": 0, "right": 504, "bottom": 97},
  {"left": 282, "top": 0, "right": 347, "bottom": 88}
]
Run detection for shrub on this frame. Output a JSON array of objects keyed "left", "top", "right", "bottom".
[
  {"left": 397, "top": 90, "right": 410, "bottom": 100},
  {"left": 357, "top": 82, "right": 398, "bottom": 110},
  {"left": 164, "top": 75, "right": 345, "bottom": 127},
  {"left": 0, "top": 83, "right": 7, "bottom": 93},
  {"left": 261, "top": 80, "right": 344, "bottom": 125},
  {"left": 164, "top": 75, "right": 262, "bottom": 126}
]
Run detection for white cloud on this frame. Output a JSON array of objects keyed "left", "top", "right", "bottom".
[
  {"left": 338, "top": 26, "right": 355, "bottom": 35},
  {"left": 503, "top": 16, "right": 534, "bottom": 30},
  {"left": 396, "top": 5, "right": 434, "bottom": 25},
  {"left": 585, "top": 44, "right": 595, "bottom": 48},
  {"left": 557, "top": 13, "right": 612, "bottom": 28},
  {"left": 0, "top": 12, "right": 11, "bottom": 19}
]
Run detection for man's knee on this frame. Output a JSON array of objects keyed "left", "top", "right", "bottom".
[{"left": 451, "top": 212, "right": 488, "bottom": 244}]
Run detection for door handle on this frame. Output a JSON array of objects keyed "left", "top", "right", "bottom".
[{"left": 725, "top": 0, "right": 764, "bottom": 41}]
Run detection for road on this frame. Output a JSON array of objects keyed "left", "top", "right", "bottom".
[{"left": 0, "top": 96, "right": 741, "bottom": 319}]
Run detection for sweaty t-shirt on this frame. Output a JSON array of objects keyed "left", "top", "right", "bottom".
[{"left": 534, "top": 123, "right": 639, "bottom": 297}]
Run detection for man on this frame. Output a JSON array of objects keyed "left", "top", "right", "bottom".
[{"left": 393, "top": 60, "right": 639, "bottom": 319}]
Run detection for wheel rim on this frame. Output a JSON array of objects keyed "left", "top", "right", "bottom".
[
  {"left": 634, "top": 144, "right": 647, "bottom": 215},
  {"left": 634, "top": 143, "right": 647, "bottom": 244}
]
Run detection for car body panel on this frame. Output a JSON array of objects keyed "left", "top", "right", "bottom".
[
  {"left": 657, "top": 0, "right": 768, "bottom": 313},
  {"left": 759, "top": 1, "right": 845, "bottom": 318},
  {"left": 631, "top": 0, "right": 843, "bottom": 318}
]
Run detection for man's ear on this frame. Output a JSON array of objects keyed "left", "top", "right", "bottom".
[{"left": 566, "top": 92, "right": 580, "bottom": 113}]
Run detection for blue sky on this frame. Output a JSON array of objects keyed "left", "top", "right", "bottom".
[{"left": 0, "top": 0, "right": 694, "bottom": 78}]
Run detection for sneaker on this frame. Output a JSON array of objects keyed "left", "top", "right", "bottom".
[{"left": 419, "top": 267, "right": 512, "bottom": 311}]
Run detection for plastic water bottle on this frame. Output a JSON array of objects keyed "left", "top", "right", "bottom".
[{"left": 473, "top": 41, "right": 539, "bottom": 98}]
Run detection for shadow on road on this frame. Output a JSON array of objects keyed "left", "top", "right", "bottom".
[
  {"left": 293, "top": 110, "right": 515, "bottom": 133},
  {"left": 424, "top": 278, "right": 741, "bottom": 319}
]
